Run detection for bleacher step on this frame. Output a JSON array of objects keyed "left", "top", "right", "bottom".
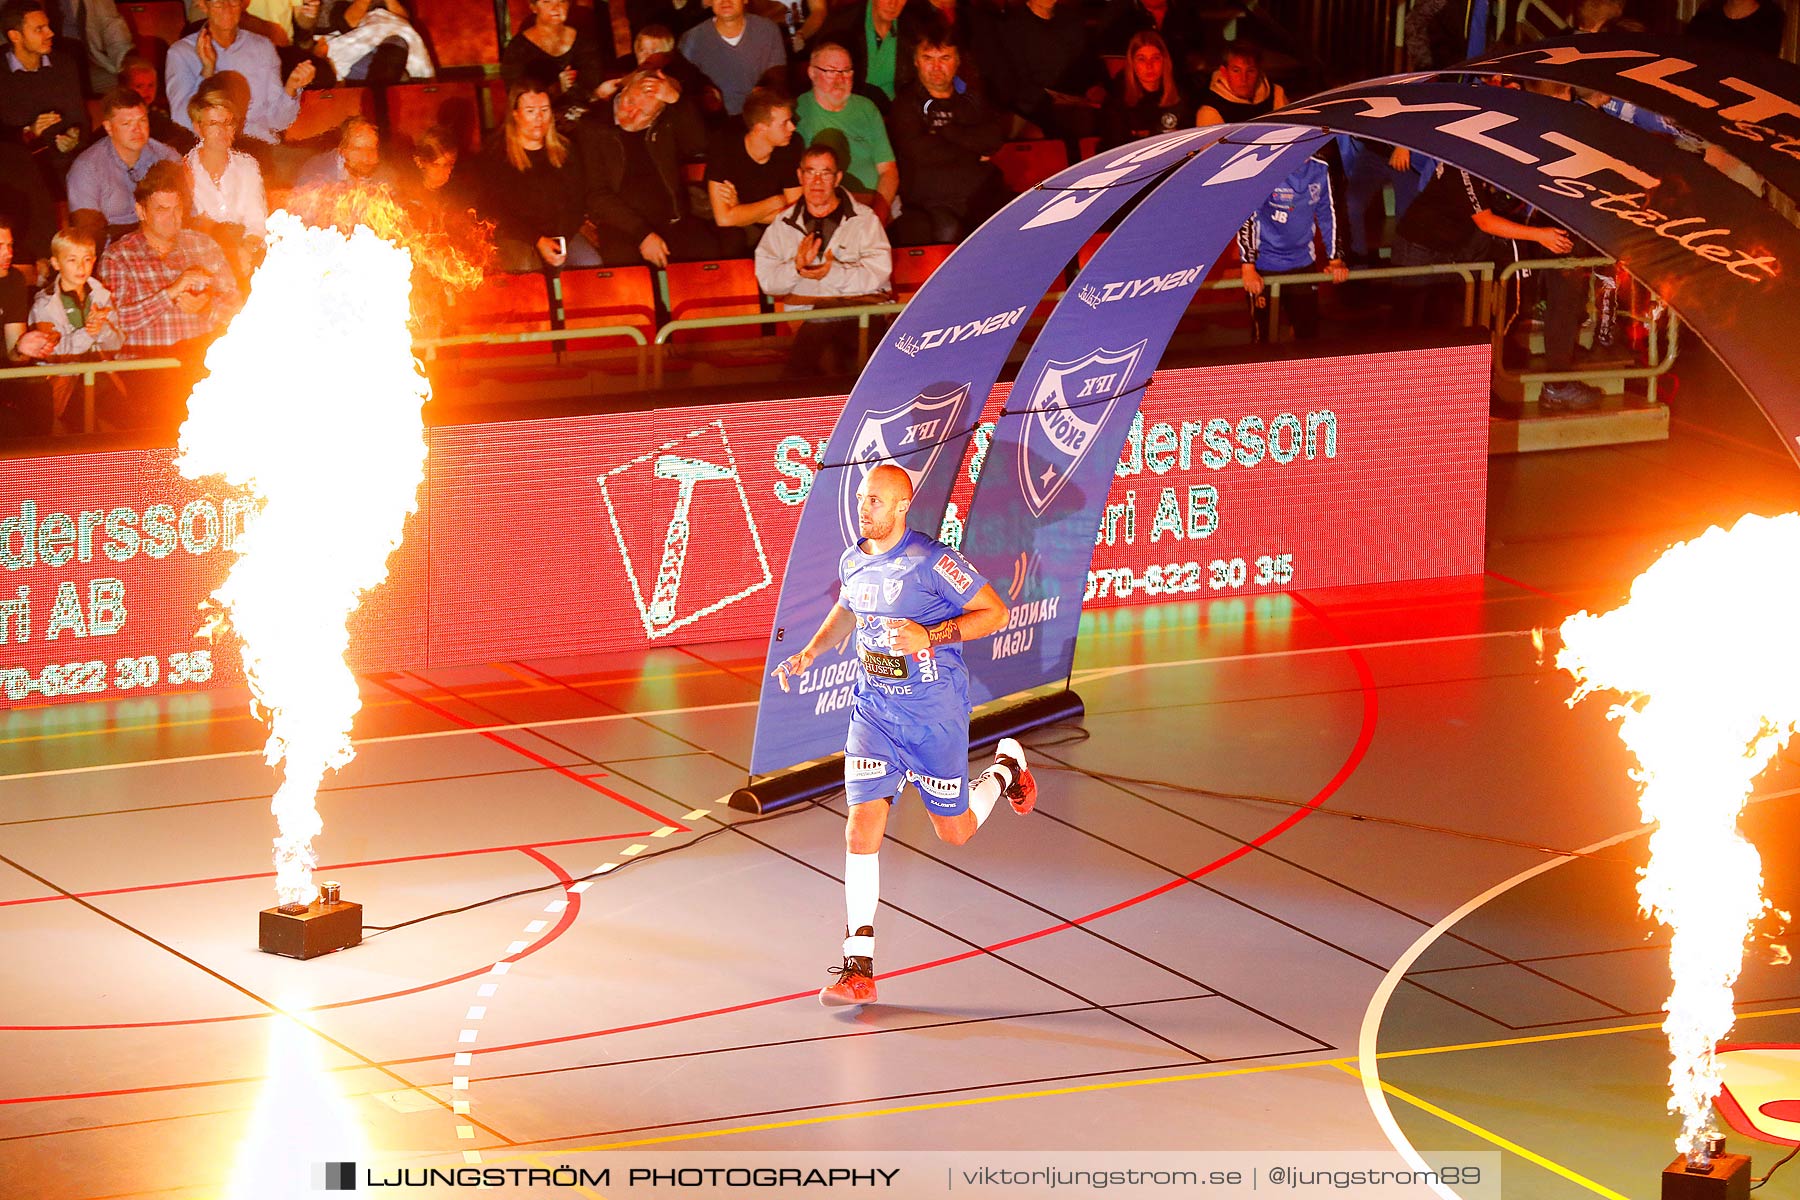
[{"left": 1488, "top": 401, "right": 1669, "bottom": 455}]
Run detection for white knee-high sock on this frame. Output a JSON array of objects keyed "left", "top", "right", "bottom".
[
  {"left": 844, "top": 850, "right": 880, "bottom": 957},
  {"left": 968, "top": 762, "right": 1015, "bottom": 827}
]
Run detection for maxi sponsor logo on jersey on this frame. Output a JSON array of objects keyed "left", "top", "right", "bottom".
[
  {"left": 837, "top": 383, "right": 974, "bottom": 544},
  {"left": 1077, "top": 265, "right": 1205, "bottom": 309},
  {"left": 1284, "top": 91, "right": 1780, "bottom": 284},
  {"left": 892, "top": 307, "right": 1026, "bottom": 358},
  {"left": 1018, "top": 340, "right": 1149, "bottom": 517},
  {"left": 933, "top": 553, "right": 973, "bottom": 593}
]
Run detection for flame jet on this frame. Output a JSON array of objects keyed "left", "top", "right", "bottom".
[
  {"left": 1559, "top": 512, "right": 1799, "bottom": 1160},
  {"left": 178, "top": 212, "right": 430, "bottom": 908}
]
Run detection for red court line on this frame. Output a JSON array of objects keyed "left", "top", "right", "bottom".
[
  {"left": 1483, "top": 569, "right": 1562, "bottom": 603},
  {"left": 369, "top": 674, "right": 687, "bottom": 832},
  {"left": 0, "top": 844, "right": 600, "bottom": 1035},
  {"left": 0, "top": 830, "right": 653, "bottom": 909},
  {"left": 419, "top": 593, "right": 1381, "bottom": 1060},
  {"left": 4, "top": 593, "right": 1379, "bottom": 1101}
]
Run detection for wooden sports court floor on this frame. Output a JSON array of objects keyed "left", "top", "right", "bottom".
[{"left": 3, "top": 344, "right": 1799, "bottom": 1200}]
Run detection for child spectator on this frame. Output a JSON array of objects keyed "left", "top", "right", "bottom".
[{"left": 26, "top": 225, "right": 124, "bottom": 430}]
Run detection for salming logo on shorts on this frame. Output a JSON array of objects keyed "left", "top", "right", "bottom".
[
  {"left": 911, "top": 772, "right": 961, "bottom": 799},
  {"left": 859, "top": 648, "right": 907, "bottom": 679},
  {"left": 847, "top": 756, "right": 890, "bottom": 781}
]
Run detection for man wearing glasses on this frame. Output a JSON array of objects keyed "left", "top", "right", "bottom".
[
  {"left": 754, "top": 141, "right": 890, "bottom": 375},
  {"left": 167, "top": 0, "right": 314, "bottom": 147},
  {"left": 795, "top": 41, "right": 897, "bottom": 219}
]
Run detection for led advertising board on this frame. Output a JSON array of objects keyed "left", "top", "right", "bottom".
[{"left": 0, "top": 342, "right": 1488, "bottom": 706}]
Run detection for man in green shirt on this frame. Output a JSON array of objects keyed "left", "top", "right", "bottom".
[
  {"left": 795, "top": 41, "right": 898, "bottom": 216},
  {"left": 818, "top": 0, "right": 915, "bottom": 104}
]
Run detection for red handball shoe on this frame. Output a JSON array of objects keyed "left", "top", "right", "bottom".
[
  {"left": 819, "top": 957, "right": 877, "bottom": 1007},
  {"left": 996, "top": 737, "right": 1037, "bottom": 815}
]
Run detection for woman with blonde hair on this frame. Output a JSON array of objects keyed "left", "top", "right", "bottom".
[
  {"left": 475, "top": 84, "right": 598, "bottom": 271},
  {"left": 182, "top": 78, "right": 267, "bottom": 280},
  {"left": 1099, "top": 30, "right": 1189, "bottom": 150}
]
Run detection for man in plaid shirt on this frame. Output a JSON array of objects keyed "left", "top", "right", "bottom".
[{"left": 98, "top": 160, "right": 240, "bottom": 357}]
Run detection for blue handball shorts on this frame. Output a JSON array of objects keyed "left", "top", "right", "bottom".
[{"left": 844, "top": 705, "right": 971, "bottom": 816}]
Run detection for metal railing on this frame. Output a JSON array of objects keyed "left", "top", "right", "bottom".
[
  {"left": 1494, "top": 256, "right": 1681, "bottom": 405},
  {"left": 0, "top": 259, "right": 1622, "bottom": 442},
  {"left": 1201, "top": 260, "right": 1496, "bottom": 328}
]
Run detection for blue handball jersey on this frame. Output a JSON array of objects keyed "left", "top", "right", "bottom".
[{"left": 838, "top": 528, "right": 986, "bottom": 723}]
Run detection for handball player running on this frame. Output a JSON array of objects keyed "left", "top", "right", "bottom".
[{"left": 773, "top": 463, "right": 1037, "bottom": 1007}]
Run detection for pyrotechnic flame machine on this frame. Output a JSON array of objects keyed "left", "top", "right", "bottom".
[
  {"left": 1662, "top": 1129, "right": 1749, "bottom": 1200},
  {"left": 260, "top": 880, "right": 361, "bottom": 960}
]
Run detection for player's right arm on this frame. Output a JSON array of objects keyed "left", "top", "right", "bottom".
[{"left": 773, "top": 603, "right": 857, "bottom": 692}]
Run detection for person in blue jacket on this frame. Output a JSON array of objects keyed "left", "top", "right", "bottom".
[{"left": 1235, "top": 153, "right": 1347, "bottom": 343}]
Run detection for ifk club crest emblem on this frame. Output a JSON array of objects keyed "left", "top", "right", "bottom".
[
  {"left": 1017, "top": 341, "right": 1147, "bottom": 517},
  {"left": 837, "top": 383, "right": 974, "bottom": 544}
]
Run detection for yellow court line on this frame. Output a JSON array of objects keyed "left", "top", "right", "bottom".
[
  {"left": 466, "top": 1002, "right": 1800, "bottom": 1162},
  {"left": 1332, "top": 1062, "right": 1633, "bottom": 1200}
]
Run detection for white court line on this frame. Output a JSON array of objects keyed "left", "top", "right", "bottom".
[
  {"left": 0, "top": 629, "right": 1541, "bottom": 784},
  {"left": 1355, "top": 784, "right": 1800, "bottom": 1199}
]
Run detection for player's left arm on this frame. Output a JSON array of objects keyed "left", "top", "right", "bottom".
[{"left": 889, "top": 585, "right": 1009, "bottom": 654}]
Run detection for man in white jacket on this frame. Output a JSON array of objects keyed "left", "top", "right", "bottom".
[{"left": 754, "top": 142, "right": 891, "bottom": 376}]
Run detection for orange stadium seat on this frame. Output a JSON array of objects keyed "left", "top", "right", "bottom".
[
  {"left": 1077, "top": 135, "right": 1099, "bottom": 160},
  {"left": 284, "top": 87, "right": 378, "bottom": 147},
  {"left": 384, "top": 81, "right": 483, "bottom": 156},
  {"left": 891, "top": 243, "right": 953, "bottom": 303},
  {"left": 662, "top": 258, "right": 787, "bottom": 367},
  {"left": 560, "top": 266, "right": 657, "bottom": 358},
  {"left": 441, "top": 271, "right": 553, "bottom": 359},
  {"left": 993, "top": 139, "right": 1069, "bottom": 193},
  {"left": 119, "top": 0, "right": 186, "bottom": 45}
]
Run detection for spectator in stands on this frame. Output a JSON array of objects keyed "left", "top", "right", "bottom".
[
  {"left": 167, "top": 0, "right": 315, "bottom": 147},
  {"left": 705, "top": 85, "right": 801, "bottom": 251},
  {"left": 501, "top": 0, "right": 610, "bottom": 111},
  {"left": 68, "top": 88, "right": 180, "bottom": 242},
  {"left": 797, "top": 41, "right": 896, "bottom": 214},
  {"left": 297, "top": 114, "right": 395, "bottom": 185},
  {"left": 98, "top": 159, "right": 240, "bottom": 366},
  {"left": 49, "top": 0, "right": 132, "bottom": 93},
  {"left": 0, "top": 2, "right": 85, "bottom": 171},
  {"left": 120, "top": 54, "right": 198, "bottom": 154},
  {"left": 1235, "top": 152, "right": 1345, "bottom": 343},
  {"left": 630, "top": 0, "right": 707, "bottom": 41},
  {"left": 1195, "top": 40, "right": 1284, "bottom": 126},
  {"left": 477, "top": 84, "right": 597, "bottom": 272},
  {"left": 817, "top": 0, "right": 920, "bottom": 106},
  {"left": 1572, "top": 0, "right": 1624, "bottom": 30},
  {"left": 1392, "top": 158, "right": 1595, "bottom": 407},
  {"left": 887, "top": 32, "right": 1007, "bottom": 245},
  {"left": 1099, "top": 30, "right": 1189, "bottom": 149},
  {"left": 989, "top": 0, "right": 1104, "bottom": 147},
  {"left": 0, "top": 216, "right": 56, "bottom": 436},
  {"left": 678, "top": 0, "right": 785, "bottom": 117},
  {"left": 577, "top": 67, "right": 721, "bottom": 266},
  {"left": 26, "top": 225, "right": 124, "bottom": 430},
  {"left": 308, "top": 0, "right": 434, "bottom": 85},
  {"left": 755, "top": 141, "right": 891, "bottom": 375},
  {"left": 1403, "top": 0, "right": 1477, "bottom": 71},
  {"left": 1686, "top": 0, "right": 1786, "bottom": 52},
  {"left": 760, "top": 0, "right": 823, "bottom": 53},
  {"left": 1102, "top": 0, "right": 1199, "bottom": 84},
  {"left": 405, "top": 124, "right": 470, "bottom": 216},
  {"left": 183, "top": 82, "right": 266, "bottom": 278}
]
